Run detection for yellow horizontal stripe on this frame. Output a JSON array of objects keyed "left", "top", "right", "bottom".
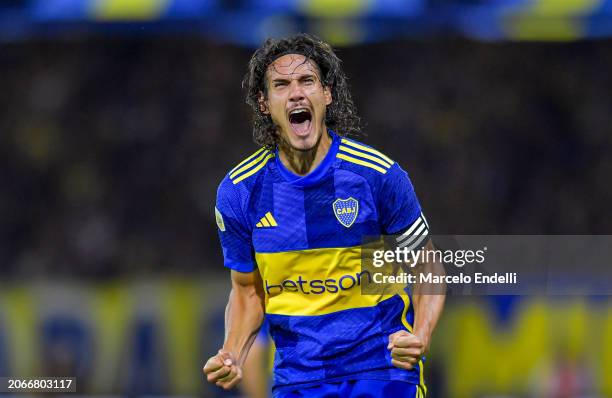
[
  {"left": 301, "top": 0, "right": 370, "bottom": 18},
  {"left": 256, "top": 222, "right": 262, "bottom": 227},
  {"left": 91, "top": 0, "right": 169, "bottom": 21},
  {"left": 341, "top": 139, "right": 393, "bottom": 164},
  {"left": 230, "top": 150, "right": 270, "bottom": 179},
  {"left": 265, "top": 212, "right": 277, "bottom": 227},
  {"left": 256, "top": 246, "right": 393, "bottom": 316},
  {"left": 337, "top": 153, "right": 387, "bottom": 174},
  {"left": 339, "top": 145, "right": 391, "bottom": 169},
  {"left": 529, "top": 0, "right": 600, "bottom": 17},
  {"left": 260, "top": 217, "right": 271, "bottom": 227},
  {"left": 230, "top": 147, "right": 266, "bottom": 175},
  {"left": 232, "top": 153, "right": 274, "bottom": 184}
]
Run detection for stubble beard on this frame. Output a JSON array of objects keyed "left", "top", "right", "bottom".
[{"left": 277, "top": 126, "right": 322, "bottom": 175}]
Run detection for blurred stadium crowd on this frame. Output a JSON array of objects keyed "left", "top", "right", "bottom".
[{"left": 1, "top": 38, "right": 611, "bottom": 279}]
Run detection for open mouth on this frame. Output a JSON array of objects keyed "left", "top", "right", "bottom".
[{"left": 288, "top": 108, "right": 312, "bottom": 136}]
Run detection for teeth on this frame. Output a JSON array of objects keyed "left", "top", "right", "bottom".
[{"left": 290, "top": 109, "right": 309, "bottom": 115}]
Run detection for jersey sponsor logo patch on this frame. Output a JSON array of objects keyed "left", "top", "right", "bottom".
[
  {"left": 215, "top": 207, "right": 226, "bottom": 231},
  {"left": 264, "top": 271, "right": 371, "bottom": 296},
  {"left": 333, "top": 197, "right": 359, "bottom": 228},
  {"left": 256, "top": 247, "right": 392, "bottom": 315}
]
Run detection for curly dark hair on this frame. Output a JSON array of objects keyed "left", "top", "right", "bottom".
[{"left": 242, "top": 33, "right": 361, "bottom": 148}]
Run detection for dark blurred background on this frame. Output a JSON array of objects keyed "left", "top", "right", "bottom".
[
  {"left": 2, "top": 39, "right": 612, "bottom": 279},
  {"left": 1, "top": 1, "right": 612, "bottom": 397}
]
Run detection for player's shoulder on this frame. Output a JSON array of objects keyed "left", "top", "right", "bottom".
[
  {"left": 335, "top": 135, "right": 400, "bottom": 181},
  {"left": 219, "top": 146, "right": 275, "bottom": 190}
]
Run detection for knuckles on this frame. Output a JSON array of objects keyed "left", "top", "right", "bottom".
[
  {"left": 216, "top": 373, "right": 242, "bottom": 390},
  {"left": 394, "top": 335, "right": 423, "bottom": 349},
  {"left": 203, "top": 351, "right": 242, "bottom": 390},
  {"left": 207, "top": 365, "right": 242, "bottom": 390},
  {"left": 203, "top": 356, "right": 222, "bottom": 373}
]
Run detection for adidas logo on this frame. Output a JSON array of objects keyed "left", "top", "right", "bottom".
[{"left": 256, "top": 212, "right": 278, "bottom": 228}]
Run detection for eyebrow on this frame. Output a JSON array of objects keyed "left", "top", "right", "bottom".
[{"left": 271, "top": 73, "right": 317, "bottom": 84}]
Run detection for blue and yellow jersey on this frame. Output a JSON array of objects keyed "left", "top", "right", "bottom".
[{"left": 215, "top": 130, "right": 429, "bottom": 393}]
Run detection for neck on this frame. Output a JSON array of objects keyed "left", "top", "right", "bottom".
[{"left": 279, "top": 129, "right": 332, "bottom": 176}]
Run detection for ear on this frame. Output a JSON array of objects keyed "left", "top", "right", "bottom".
[
  {"left": 258, "top": 91, "right": 269, "bottom": 114},
  {"left": 323, "top": 86, "right": 332, "bottom": 106}
]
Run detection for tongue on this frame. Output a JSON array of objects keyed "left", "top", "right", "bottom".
[{"left": 291, "top": 119, "right": 311, "bottom": 135}]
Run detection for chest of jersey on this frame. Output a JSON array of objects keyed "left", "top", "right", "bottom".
[{"left": 251, "top": 171, "right": 381, "bottom": 254}]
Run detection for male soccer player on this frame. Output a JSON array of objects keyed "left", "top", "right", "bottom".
[{"left": 204, "top": 34, "right": 445, "bottom": 397}]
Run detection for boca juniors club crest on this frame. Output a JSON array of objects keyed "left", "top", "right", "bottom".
[{"left": 333, "top": 197, "right": 359, "bottom": 228}]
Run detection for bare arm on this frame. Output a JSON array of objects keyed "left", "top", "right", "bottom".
[
  {"left": 412, "top": 239, "right": 446, "bottom": 353},
  {"left": 204, "top": 269, "right": 265, "bottom": 390},
  {"left": 389, "top": 239, "right": 446, "bottom": 369},
  {"left": 224, "top": 269, "right": 266, "bottom": 364}
]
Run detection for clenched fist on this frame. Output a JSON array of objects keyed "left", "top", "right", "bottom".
[
  {"left": 387, "top": 330, "right": 425, "bottom": 370},
  {"left": 203, "top": 349, "right": 243, "bottom": 390}
]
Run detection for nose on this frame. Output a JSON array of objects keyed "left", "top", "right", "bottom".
[{"left": 288, "top": 81, "right": 305, "bottom": 103}]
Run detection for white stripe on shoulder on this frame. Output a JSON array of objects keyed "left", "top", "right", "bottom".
[
  {"left": 396, "top": 215, "right": 424, "bottom": 242},
  {"left": 398, "top": 223, "right": 428, "bottom": 251},
  {"left": 396, "top": 213, "right": 429, "bottom": 251}
]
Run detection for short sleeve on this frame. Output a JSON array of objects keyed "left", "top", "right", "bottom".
[
  {"left": 215, "top": 178, "right": 256, "bottom": 272},
  {"left": 378, "top": 164, "right": 430, "bottom": 251}
]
